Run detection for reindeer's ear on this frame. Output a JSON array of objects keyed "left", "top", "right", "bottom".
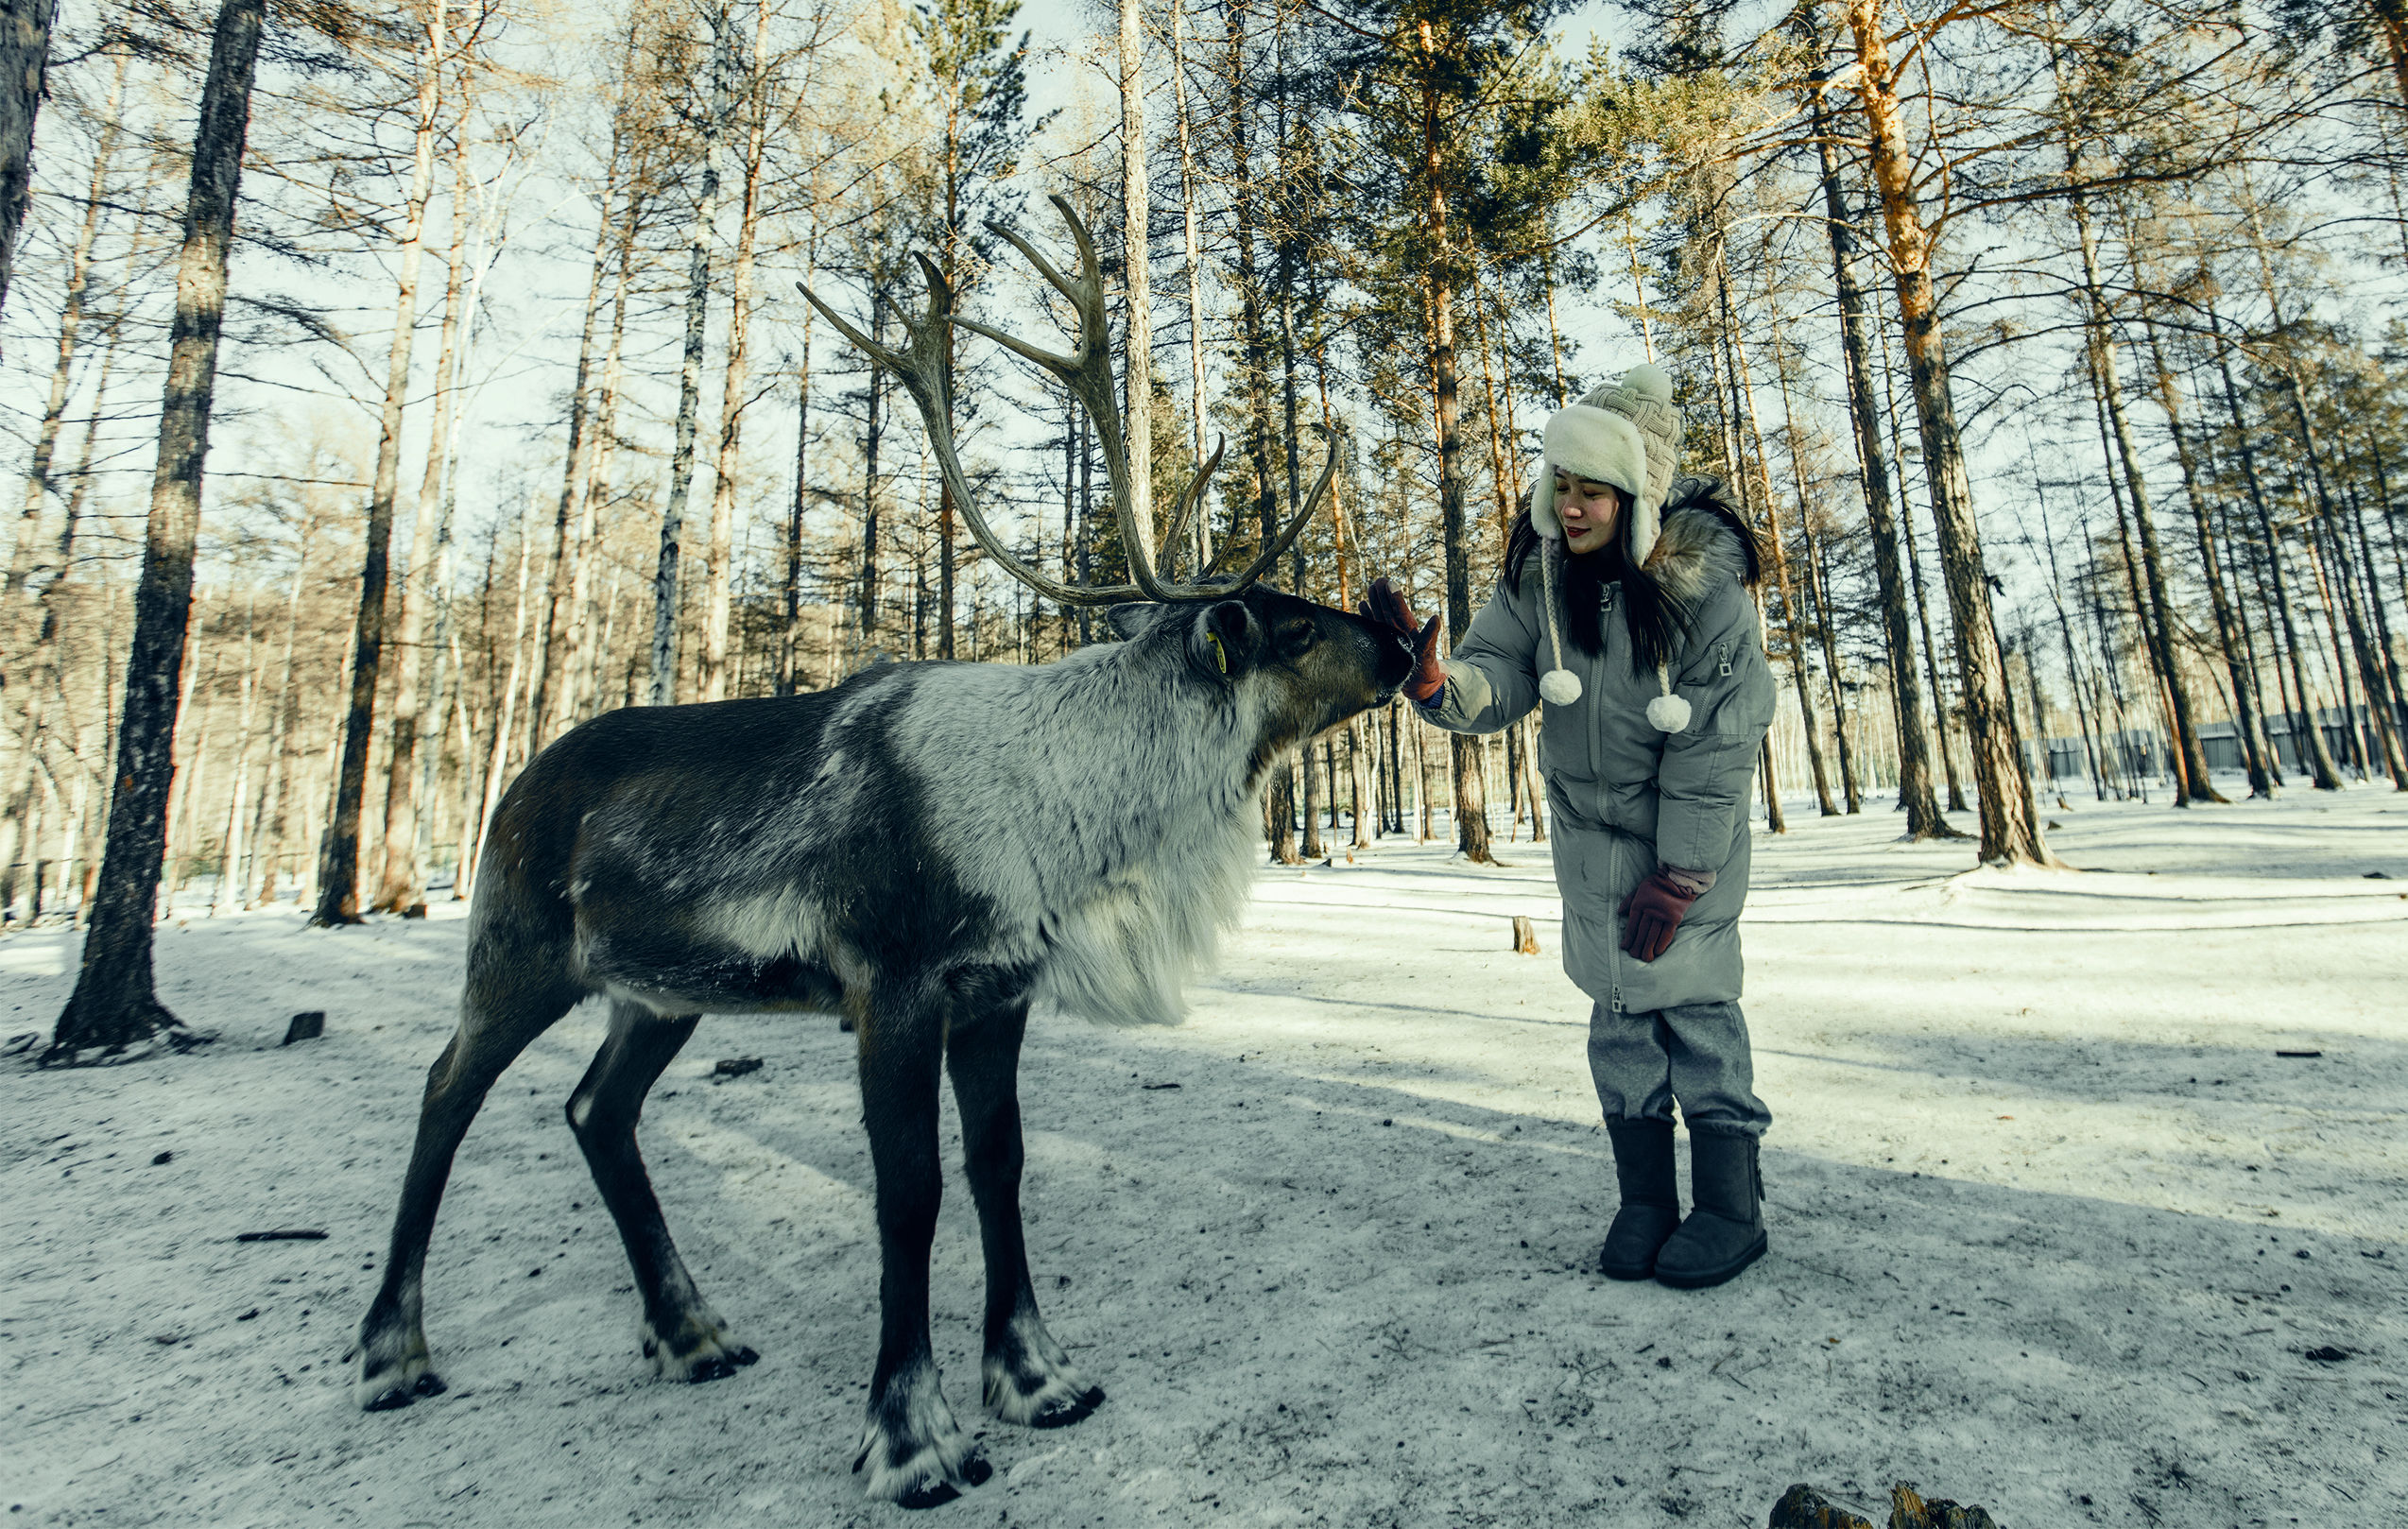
[
  {"left": 1106, "top": 603, "right": 1160, "bottom": 642},
  {"left": 1192, "top": 600, "right": 1259, "bottom": 680}
]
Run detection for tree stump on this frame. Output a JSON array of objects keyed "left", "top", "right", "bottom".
[
  {"left": 282, "top": 1011, "right": 324, "bottom": 1045},
  {"left": 1510, "top": 915, "right": 1539, "bottom": 954},
  {"left": 1885, "top": 1483, "right": 2002, "bottom": 1529},
  {"left": 1768, "top": 1483, "right": 2004, "bottom": 1529},
  {"left": 1768, "top": 1484, "right": 1875, "bottom": 1529}
]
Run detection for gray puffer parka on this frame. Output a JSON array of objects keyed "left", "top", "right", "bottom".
[{"left": 1419, "top": 490, "right": 1777, "bottom": 1014}]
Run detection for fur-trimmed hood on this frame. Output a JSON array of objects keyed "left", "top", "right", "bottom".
[
  {"left": 1509, "top": 474, "right": 1761, "bottom": 730},
  {"left": 1641, "top": 482, "right": 1760, "bottom": 619}
]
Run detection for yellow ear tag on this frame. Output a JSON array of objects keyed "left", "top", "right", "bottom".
[{"left": 1207, "top": 631, "right": 1228, "bottom": 674}]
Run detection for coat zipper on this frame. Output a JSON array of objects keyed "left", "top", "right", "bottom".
[
  {"left": 1594, "top": 584, "right": 1615, "bottom": 808},
  {"left": 1600, "top": 583, "right": 1625, "bottom": 1013},
  {"left": 1607, "top": 832, "right": 1625, "bottom": 1012}
]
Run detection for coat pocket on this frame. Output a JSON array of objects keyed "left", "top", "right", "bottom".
[{"left": 1538, "top": 690, "right": 1594, "bottom": 782}]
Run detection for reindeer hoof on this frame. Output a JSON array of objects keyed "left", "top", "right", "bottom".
[
  {"left": 855, "top": 1365, "right": 981, "bottom": 1504},
  {"left": 894, "top": 1455, "right": 991, "bottom": 1510},
  {"left": 1031, "top": 1386, "right": 1106, "bottom": 1429},
  {"left": 685, "top": 1346, "right": 760, "bottom": 1384},
  {"left": 641, "top": 1312, "right": 757, "bottom": 1383},
  {"left": 982, "top": 1328, "right": 1103, "bottom": 1428},
  {"left": 361, "top": 1369, "right": 446, "bottom": 1412}
]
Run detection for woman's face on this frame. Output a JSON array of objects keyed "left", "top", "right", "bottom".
[{"left": 1554, "top": 473, "right": 1625, "bottom": 555}]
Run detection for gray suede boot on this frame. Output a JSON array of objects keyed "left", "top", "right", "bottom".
[
  {"left": 1597, "top": 1118, "right": 1682, "bottom": 1280},
  {"left": 1654, "top": 1128, "right": 1765, "bottom": 1289}
]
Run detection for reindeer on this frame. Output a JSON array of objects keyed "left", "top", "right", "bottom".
[{"left": 352, "top": 198, "right": 1413, "bottom": 1508}]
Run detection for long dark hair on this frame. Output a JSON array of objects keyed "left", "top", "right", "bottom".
[{"left": 1502, "top": 475, "right": 1762, "bottom": 675}]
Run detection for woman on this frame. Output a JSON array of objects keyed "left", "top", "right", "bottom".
[{"left": 1365, "top": 363, "right": 1779, "bottom": 1289}]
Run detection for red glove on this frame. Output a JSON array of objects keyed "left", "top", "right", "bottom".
[
  {"left": 1618, "top": 870, "right": 1698, "bottom": 963},
  {"left": 1360, "top": 577, "right": 1445, "bottom": 704}
]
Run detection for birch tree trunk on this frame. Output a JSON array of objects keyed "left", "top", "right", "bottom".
[
  {"left": 1171, "top": 0, "right": 1211, "bottom": 570},
  {"left": 211, "top": 593, "right": 258, "bottom": 915},
  {"left": 570, "top": 185, "right": 642, "bottom": 724},
  {"left": 857, "top": 288, "right": 886, "bottom": 644},
  {"left": 48, "top": 0, "right": 266, "bottom": 1061},
  {"left": 251, "top": 513, "right": 314, "bottom": 905},
  {"left": 448, "top": 627, "right": 478, "bottom": 893},
  {"left": 701, "top": 13, "right": 765, "bottom": 702},
  {"left": 651, "top": 3, "right": 731, "bottom": 705},
  {"left": 1224, "top": 9, "right": 1296, "bottom": 861},
  {"left": 466, "top": 503, "right": 535, "bottom": 899},
  {"left": 165, "top": 640, "right": 215, "bottom": 895},
  {"left": 783, "top": 218, "right": 817, "bottom": 694},
  {"left": 530, "top": 145, "right": 621, "bottom": 738},
  {"left": 1843, "top": 0, "right": 2051, "bottom": 866},
  {"left": 374, "top": 114, "right": 473, "bottom": 913},
  {"left": 316, "top": 0, "right": 447, "bottom": 923},
  {"left": 1120, "top": 0, "right": 1153, "bottom": 556},
  {"left": 8, "top": 48, "right": 125, "bottom": 604},
  {"left": 1703, "top": 318, "right": 1789, "bottom": 833}
]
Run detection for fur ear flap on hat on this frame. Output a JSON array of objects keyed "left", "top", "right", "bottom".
[{"left": 1532, "top": 404, "right": 1646, "bottom": 541}]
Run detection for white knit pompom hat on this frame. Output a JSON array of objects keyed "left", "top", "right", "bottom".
[{"left": 1529, "top": 363, "right": 1690, "bottom": 730}]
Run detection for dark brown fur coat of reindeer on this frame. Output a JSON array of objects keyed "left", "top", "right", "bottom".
[{"left": 352, "top": 198, "right": 1412, "bottom": 1508}]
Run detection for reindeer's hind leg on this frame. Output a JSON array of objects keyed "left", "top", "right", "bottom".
[
  {"left": 355, "top": 960, "right": 580, "bottom": 1411},
  {"left": 946, "top": 992, "right": 1104, "bottom": 1429},
  {"left": 568, "top": 999, "right": 758, "bottom": 1383}
]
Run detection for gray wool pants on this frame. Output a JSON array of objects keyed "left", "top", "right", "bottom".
[{"left": 1588, "top": 999, "right": 1772, "bottom": 1138}]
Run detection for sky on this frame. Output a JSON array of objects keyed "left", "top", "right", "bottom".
[{"left": 9, "top": 0, "right": 2382, "bottom": 696}]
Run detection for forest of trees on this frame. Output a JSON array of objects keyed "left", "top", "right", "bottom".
[{"left": 4, "top": 0, "right": 2406, "bottom": 1056}]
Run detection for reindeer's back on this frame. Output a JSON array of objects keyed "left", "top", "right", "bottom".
[{"left": 470, "top": 667, "right": 986, "bottom": 1007}]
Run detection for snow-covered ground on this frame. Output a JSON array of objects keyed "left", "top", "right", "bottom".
[{"left": 5, "top": 785, "right": 2404, "bottom": 1527}]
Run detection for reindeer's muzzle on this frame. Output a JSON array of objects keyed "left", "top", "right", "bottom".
[{"left": 1366, "top": 619, "right": 1418, "bottom": 703}]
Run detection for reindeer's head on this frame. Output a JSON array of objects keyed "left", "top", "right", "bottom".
[
  {"left": 1106, "top": 589, "right": 1416, "bottom": 766},
  {"left": 801, "top": 199, "right": 1388, "bottom": 699}
]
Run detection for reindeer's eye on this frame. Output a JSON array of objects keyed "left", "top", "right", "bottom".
[{"left": 1281, "top": 620, "right": 1315, "bottom": 652}]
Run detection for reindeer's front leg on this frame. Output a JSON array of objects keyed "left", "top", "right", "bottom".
[
  {"left": 945, "top": 981, "right": 1105, "bottom": 1429},
  {"left": 854, "top": 985, "right": 989, "bottom": 1508}
]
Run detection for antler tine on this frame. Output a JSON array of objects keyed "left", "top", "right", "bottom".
[
  {"left": 1153, "top": 435, "right": 1227, "bottom": 579},
  {"left": 910, "top": 252, "right": 952, "bottom": 316},
  {"left": 799, "top": 275, "right": 1145, "bottom": 609},
  {"left": 982, "top": 199, "right": 1093, "bottom": 318},
  {"left": 803, "top": 206, "right": 1341, "bottom": 612},
  {"left": 796, "top": 266, "right": 949, "bottom": 422},
  {"left": 967, "top": 196, "right": 1181, "bottom": 604},
  {"left": 1206, "top": 424, "right": 1344, "bottom": 595},
  {"left": 951, "top": 313, "right": 1081, "bottom": 382},
  {"left": 796, "top": 280, "right": 906, "bottom": 376}
]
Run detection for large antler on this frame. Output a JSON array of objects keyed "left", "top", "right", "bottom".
[{"left": 800, "top": 195, "right": 1338, "bottom": 606}]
